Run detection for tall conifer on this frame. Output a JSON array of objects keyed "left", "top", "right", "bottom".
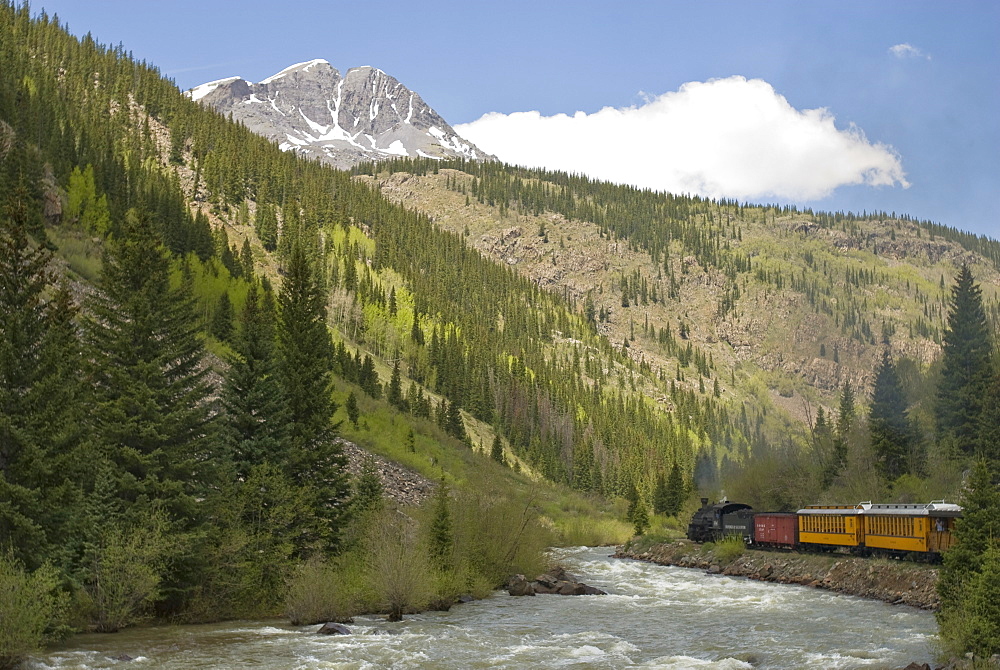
[
  {"left": 221, "top": 285, "right": 288, "bottom": 476},
  {"left": 936, "top": 264, "right": 994, "bottom": 456},
  {"left": 83, "top": 210, "right": 217, "bottom": 522},
  {"left": 869, "top": 344, "right": 911, "bottom": 480},
  {"left": 277, "top": 243, "right": 350, "bottom": 548}
]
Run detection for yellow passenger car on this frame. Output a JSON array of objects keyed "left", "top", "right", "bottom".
[
  {"left": 862, "top": 501, "right": 961, "bottom": 556},
  {"left": 797, "top": 504, "right": 866, "bottom": 548}
]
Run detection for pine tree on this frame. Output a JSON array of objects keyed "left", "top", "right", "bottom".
[
  {"left": 444, "top": 398, "right": 467, "bottom": 442},
  {"left": 427, "top": 478, "right": 453, "bottom": 572},
  {"left": 869, "top": 344, "right": 911, "bottom": 481},
  {"left": 210, "top": 291, "right": 234, "bottom": 341},
  {"left": 936, "top": 264, "right": 994, "bottom": 457},
  {"left": 277, "top": 243, "right": 350, "bottom": 549},
  {"left": 826, "top": 382, "right": 855, "bottom": 483},
  {"left": 490, "top": 434, "right": 505, "bottom": 465},
  {"left": 220, "top": 285, "right": 288, "bottom": 477},
  {"left": 353, "top": 455, "right": 383, "bottom": 514},
  {"left": 387, "top": 360, "right": 404, "bottom": 410},
  {"left": 346, "top": 391, "right": 359, "bottom": 428},
  {"left": 665, "top": 460, "right": 686, "bottom": 516},
  {"left": 938, "top": 459, "right": 1000, "bottom": 656},
  {"left": 0, "top": 191, "right": 86, "bottom": 568},
  {"left": 632, "top": 499, "right": 650, "bottom": 536},
  {"left": 652, "top": 472, "right": 670, "bottom": 515},
  {"left": 979, "top": 370, "right": 1000, "bottom": 474},
  {"left": 83, "top": 210, "right": 217, "bottom": 524}
]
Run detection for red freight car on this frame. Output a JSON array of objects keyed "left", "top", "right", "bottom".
[{"left": 753, "top": 513, "right": 799, "bottom": 548}]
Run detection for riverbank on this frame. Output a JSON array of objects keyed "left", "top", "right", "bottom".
[{"left": 614, "top": 539, "right": 941, "bottom": 609}]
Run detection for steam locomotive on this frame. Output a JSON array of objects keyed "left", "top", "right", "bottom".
[{"left": 686, "top": 498, "right": 961, "bottom": 559}]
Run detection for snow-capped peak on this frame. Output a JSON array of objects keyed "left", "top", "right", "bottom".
[{"left": 189, "top": 60, "right": 493, "bottom": 169}]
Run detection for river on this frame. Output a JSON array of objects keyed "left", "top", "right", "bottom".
[{"left": 31, "top": 547, "right": 938, "bottom": 669}]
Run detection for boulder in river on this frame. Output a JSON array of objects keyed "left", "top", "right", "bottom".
[
  {"left": 518, "top": 566, "right": 607, "bottom": 596},
  {"left": 506, "top": 574, "right": 536, "bottom": 596},
  {"left": 317, "top": 622, "right": 351, "bottom": 635}
]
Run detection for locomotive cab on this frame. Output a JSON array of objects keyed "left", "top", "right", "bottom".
[{"left": 687, "top": 497, "right": 753, "bottom": 543}]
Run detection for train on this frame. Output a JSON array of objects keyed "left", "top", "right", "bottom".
[{"left": 686, "top": 497, "right": 961, "bottom": 559}]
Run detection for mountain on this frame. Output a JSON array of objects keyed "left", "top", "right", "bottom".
[{"left": 187, "top": 59, "right": 491, "bottom": 168}]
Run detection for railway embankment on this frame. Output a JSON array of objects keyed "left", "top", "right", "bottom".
[{"left": 614, "top": 539, "right": 941, "bottom": 610}]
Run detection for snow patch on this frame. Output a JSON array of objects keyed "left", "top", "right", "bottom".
[
  {"left": 382, "top": 140, "right": 409, "bottom": 156},
  {"left": 268, "top": 94, "right": 286, "bottom": 116},
  {"left": 416, "top": 150, "right": 442, "bottom": 160},
  {"left": 299, "top": 110, "right": 329, "bottom": 136},
  {"left": 405, "top": 94, "right": 414, "bottom": 124},
  {"left": 186, "top": 76, "right": 240, "bottom": 101},
  {"left": 260, "top": 58, "right": 329, "bottom": 85},
  {"left": 245, "top": 94, "right": 263, "bottom": 105}
]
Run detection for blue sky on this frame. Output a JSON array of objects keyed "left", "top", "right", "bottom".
[{"left": 36, "top": 1, "right": 999, "bottom": 238}]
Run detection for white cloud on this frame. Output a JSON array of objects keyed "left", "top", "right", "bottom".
[
  {"left": 455, "top": 76, "right": 909, "bottom": 202},
  {"left": 889, "top": 43, "right": 930, "bottom": 60}
]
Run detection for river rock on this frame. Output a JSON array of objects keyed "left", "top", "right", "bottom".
[
  {"left": 557, "top": 581, "right": 587, "bottom": 595},
  {"left": 317, "top": 622, "right": 351, "bottom": 635},
  {"left": 527, "top": 566, "right": 607, "bottom": 596},
  {"left": 506, "top": 574, "right": 536, "bottom": 596},
  {"left": 457, "top": 594, "right": 475, "bottom": 604}
]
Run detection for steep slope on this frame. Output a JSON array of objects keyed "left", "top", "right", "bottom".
[{"left": 188, "top": 60, "right": 490, "bottom": 168}]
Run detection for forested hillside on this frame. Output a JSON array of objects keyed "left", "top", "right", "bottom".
[{"left": 355, "top": 158, "right": 1000, "bottom": 505}]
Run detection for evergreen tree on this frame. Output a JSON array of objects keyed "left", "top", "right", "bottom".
[
  {"left": 936, "top": 264, "right": 994, "bottom": 456},
  {"left": 387, "top": 360, "right": 404, "bottom": 410},
  {"left": 826, "top": 382, "right": 855, "bottom": 483},
  {"left": 220, "top": 285, "right": 288, "bottom": 477},
  {"left": 652, "top": 473, "right": 670, "bottom": 515},
  {"left": 444, "top": 398, "right": 467, "bottom": 442},
  {"left": 490, "top": 434, "right": 505, "bottom": 465},
  {"left": 0, "top": 192, "right": 86, "bottom": 568},
  {"left": 353, "top": 455, "right": 383, "bottom": 515},
  {"left": 277, "top": 243, "right": 350, "bottom": 549},
  {"left": 346, "top": 391, "right": 359, "bottom": 428},
  {"left": 427, "top": 478, "right": 453, "bottom": 572},
  {"left": 632, "top": 499, "right": 650, "bottom": 536},
  {"left": 869, "top": 345, "right": 911, "bottom": 480},
  {"left": 210, "top": 291, "right": 234, "bottom": 341},
  {"left": 83, "top": 210, "right": 217, "bottom": 524},
  {"left": 938, "top": 459, "right": 1000, "bottom": 656},
  {"left": 664, "top": 460, "right": 686, "bottom": 516},
  {"left": 979, "top": 370, "right": 1000, "bottom": 474},
  {"left": 82, "top": 210, "right": 219, "bottom": 609}
]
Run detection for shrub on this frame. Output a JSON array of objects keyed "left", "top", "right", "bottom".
[
  {"left": 713, "top": 535, "right": 746, "bottom": 565},
  {"left": 0, "top": 553, "right": 67, "bottom": 670},
  {"left": 82, "top": 513, "right": 171, "bottom": 632},
  {"left": 365, "top": 509, "right": 432, "bottom": 621},
  {"left": 285, "top": 555, "right": 360, "bottom": 626}
]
